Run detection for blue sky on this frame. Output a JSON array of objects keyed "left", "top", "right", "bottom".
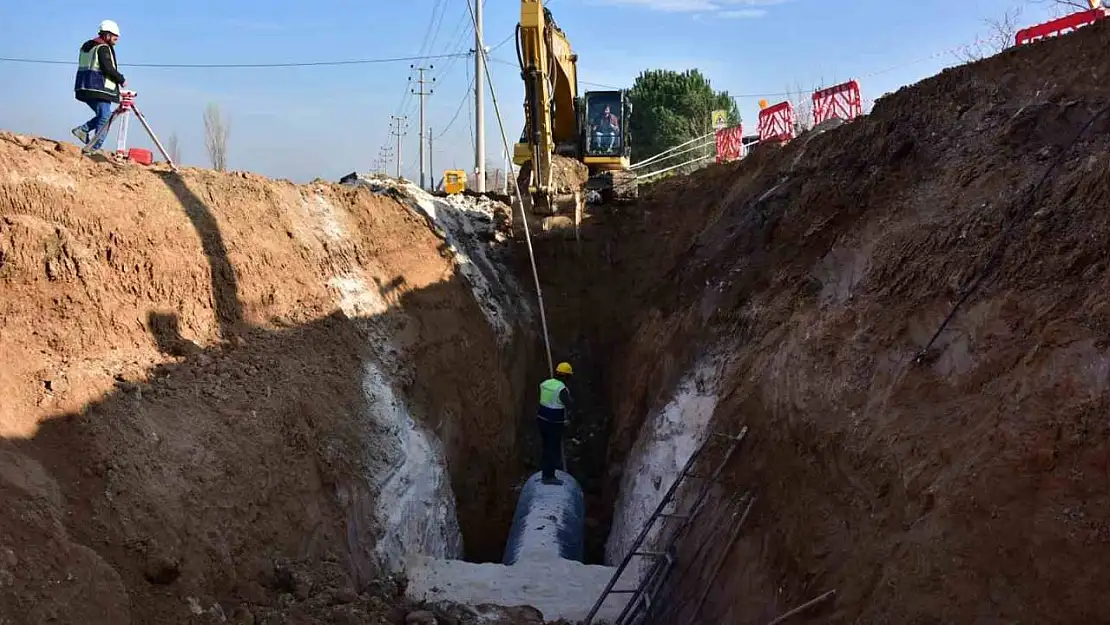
[{"left": 1, "top": 0, "right": 1060, "bottom": 183}]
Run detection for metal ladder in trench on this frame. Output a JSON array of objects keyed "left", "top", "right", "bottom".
[{"left": 582, "top": 426, "right": 748, "bottom": 625}]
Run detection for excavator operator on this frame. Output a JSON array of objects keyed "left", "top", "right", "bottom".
[
  {"left": 537, "top": 362, "right": 575, "bottom": 485},
  {"left": 592, "top": 105, "right": 620, "bottom": 153}
]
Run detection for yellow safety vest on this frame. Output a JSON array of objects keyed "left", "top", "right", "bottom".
[{"left": 539, "top": 378, "right": 566, "bottom": 410}]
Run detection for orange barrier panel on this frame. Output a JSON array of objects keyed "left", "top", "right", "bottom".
[
  {"left": 715, "top": 125, "right": 744, "bottom": 163},
  {"left": 812, "top": 80, "right": 863, "bottom": 126},
  {"left": 758, "top": 101, "right": 795, "bottom": 143},
  {"left": 1015, "top": 8, "right": 1106, "bottom": 45}
]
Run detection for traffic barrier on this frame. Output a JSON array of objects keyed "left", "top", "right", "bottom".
[
  {"left": 1015, "top": 8, "right": 1107, "bottom": 45},
  {"left": 812, "top": 80, "right": 863, "bottom": 126},
  {"left": 715, "top": 125, "right": 744, "bottom": 163},
  {"left": 758, "top": 101, "right": 795, "bottom": 143}
]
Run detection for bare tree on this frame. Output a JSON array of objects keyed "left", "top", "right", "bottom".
[
  {"left": 784, "top": 79, "right": 823, "bottom": 134},
  {"left": 167, "top": 132, "right": 181, "bottom": 164},
  {"left": 956, "top": 6, "right": 1024, "bottom": 62},
  {"left": 203, "top": 103, "right": 230, "bottom": 172},
  {"left": 1033, "top": 0, "right": 1100, "bottom": 15}
]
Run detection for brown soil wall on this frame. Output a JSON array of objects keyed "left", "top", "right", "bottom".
[
  {"left": 588, "top": 21, "right": 1110, "bottom": 625},
  {"left": 0, "top": 134, "right": 532, "bottom": 623}
]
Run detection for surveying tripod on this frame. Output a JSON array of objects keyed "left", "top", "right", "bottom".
[{"left": 83, "top": 90, "right": 178, "bottom": 171}]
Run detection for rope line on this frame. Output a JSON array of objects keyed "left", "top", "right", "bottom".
[{"left": 467, "top": 0, "right": 555, "bottom": 377}]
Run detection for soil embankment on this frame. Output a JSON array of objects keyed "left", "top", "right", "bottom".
[
  {"left": 0, "top": 134, "right": 534, "bottom": 623},
  {"left": 580, "top": 20, "right": 1110, "bottom": 625}
]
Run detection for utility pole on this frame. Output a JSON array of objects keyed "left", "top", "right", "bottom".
[
  {"left": 428, "top": 128, "right": 435, "bottom": 191},
  {"left": 474, "top": 0, "right": 486, "bottom": 192},
  {"left": 378, "top": 146, "right": 393, "bottom": 175},
  {"left": 390, "top": 115, "right": 407, "bottom": 179},
  {"left": 410, "top": 65, "right": 434, "bottom": 190}
]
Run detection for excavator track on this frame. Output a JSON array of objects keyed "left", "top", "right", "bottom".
[{"left": 585, "top": 169, "right": 639, "bottom": 203}]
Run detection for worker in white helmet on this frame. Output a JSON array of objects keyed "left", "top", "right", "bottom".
[{"left": 72, "top": 20, "right": 126, "bottom": 152}]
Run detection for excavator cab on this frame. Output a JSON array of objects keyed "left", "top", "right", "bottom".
[
  {"left": 580, "top": 90, "right": 636, "bottom": 201},
  {"left": 581, "top": 90, "right": 631, "bottom": 162}
]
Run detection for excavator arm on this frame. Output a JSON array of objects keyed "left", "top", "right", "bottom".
[{"left": 514, "top": 0, "right": 581, "bottom": 215}]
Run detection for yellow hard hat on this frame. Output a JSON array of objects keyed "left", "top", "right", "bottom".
[{"left": 556, "top": 362, "right": 573, "bottom": 375}]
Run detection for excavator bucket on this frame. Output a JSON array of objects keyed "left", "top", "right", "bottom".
[{"left": 510, "top": 162, "right": 584, "bottom": 241}]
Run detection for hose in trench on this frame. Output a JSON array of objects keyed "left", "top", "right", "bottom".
[{"left": 468, "top": 0, "right": 555, "bottom": 377}]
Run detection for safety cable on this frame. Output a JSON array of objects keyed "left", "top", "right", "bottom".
[
  {"left": 467, "top": 0, "right": 555, "bottom": 377},
  {"left": 632, "top": 138, "right": 716, "bottom": 171},
  {"left": 915, "top": 101, "right": 1110, "bottom": 363}
]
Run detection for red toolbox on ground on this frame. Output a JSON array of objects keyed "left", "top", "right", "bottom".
[{"left": 128, "top": 148, "right": 154, "bottom": 166}]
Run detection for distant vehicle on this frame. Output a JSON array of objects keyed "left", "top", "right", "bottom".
[{"left": 443, "top": 170, "right": 467, "bottom": 194}]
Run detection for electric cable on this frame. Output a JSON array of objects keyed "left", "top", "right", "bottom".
[{"left": 0, "top": 52, "right": 469, "bottom": 68}]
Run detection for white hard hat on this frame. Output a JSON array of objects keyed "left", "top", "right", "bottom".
[{"left": 99, "top": 20, "right": 120, "bottom": 36}]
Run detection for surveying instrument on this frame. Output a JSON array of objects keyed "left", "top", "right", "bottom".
[{"left": 82, "top": 89, "right": 178, "bottom": 171}]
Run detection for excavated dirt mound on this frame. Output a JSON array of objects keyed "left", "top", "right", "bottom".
[
  {"left": 582, "top": 20, "right": 1110, "bottom": 625},
  {"left": 549, "top": 155, "right": 590, "bottom": 194},
  {"left": 0, "top": 133, "right": 534, "bottom": 623},
  {"left": 513, "top": 155, "right": 589, "bottom": 199}
]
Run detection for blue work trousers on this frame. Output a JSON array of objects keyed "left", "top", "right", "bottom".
[{"left": 81, "top": 101, "right": 113, "bottom": 149}]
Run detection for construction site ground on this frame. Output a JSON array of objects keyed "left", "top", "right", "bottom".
[{"left": 2, "top": 17, "right": 1110, "bottom": 625}]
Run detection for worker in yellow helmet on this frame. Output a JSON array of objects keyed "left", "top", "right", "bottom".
[{"left": 537, "top": 362, "right": 575, "bottom": 485}]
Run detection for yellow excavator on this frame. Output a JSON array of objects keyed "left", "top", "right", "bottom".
[{"left": 511, "top": 0, "right": 637, "bottom": 235}]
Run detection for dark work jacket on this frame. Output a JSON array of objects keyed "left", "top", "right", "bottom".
[{"left": 75, "top": 38, "right": 125, "bottom": 103}]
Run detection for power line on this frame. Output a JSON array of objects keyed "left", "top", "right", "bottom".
[
  {"left": 388, "top": 0, "right": 453, "bottom": 161},
  {"left": 485, "top": 55, "right": 621, "bottom": 90},
  {"left": 417, "top": 0, "right": 450, "bottom": 61},
  {"left": 489, "top": 31, "right": 515, "bottom": 52},
  {"left": 438, "top": 72, "right": 476, "bottom": 139},
  {"left": 0, "top": 52, "right": 470, "bottom": 69},
  {"left": 429, "top": 10, "right": 475, "bottom": 83}
]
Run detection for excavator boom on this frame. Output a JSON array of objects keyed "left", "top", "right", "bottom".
[{"left": 512, "top": 0, "right": 636, "bottom": 236}]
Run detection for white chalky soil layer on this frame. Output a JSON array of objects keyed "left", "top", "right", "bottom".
[{"left": 605, "top": 358, "right": 721, "bottom": 574}]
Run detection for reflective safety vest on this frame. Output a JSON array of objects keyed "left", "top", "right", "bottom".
[
  {"left": 74, "top": 42, "right": 120, "bottom": 102},
  {"left": 539, "top": 378, "right": 566, "bottom": 410}
]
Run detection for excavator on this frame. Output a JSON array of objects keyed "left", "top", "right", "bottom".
[{"left": 511, "top": 0, "right": 637, "bottom": 235}]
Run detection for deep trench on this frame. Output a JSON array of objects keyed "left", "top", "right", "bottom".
[
  {"left": 452, "top": 310, "right": 618, "bottom": 566},
  {"left": 519, "top": 339, "right": 616, "bottom": 565},
  {"left": 510, "top": 231, "right": 623, "bottom": 566},
  {"left": 442, "top": 224, "right": 624, "bottom": 566}
]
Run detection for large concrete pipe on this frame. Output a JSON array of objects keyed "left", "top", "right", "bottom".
[{"left": 502, "top": 470, "right": 585, "bottom": 565}]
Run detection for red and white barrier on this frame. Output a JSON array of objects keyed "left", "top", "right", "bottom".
[
  {"left": 758, "top": 101, "right": 795, "bottom": 143},
  {"left": 1016, "top": 8, "right": 1107, "bottom": 45},
  {"left": 812, "top": 80, "right": 863, "bottom": 126},
  {"left": 715, "top": 125, "right": 744, "bottom": 163}
]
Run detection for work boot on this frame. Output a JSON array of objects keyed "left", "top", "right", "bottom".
[
  {"left": 71, "top": 127, "right": 89, "bottom": 144},
  {"left": 541, "top": 475, "right": 563, "bottom": 486}
]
